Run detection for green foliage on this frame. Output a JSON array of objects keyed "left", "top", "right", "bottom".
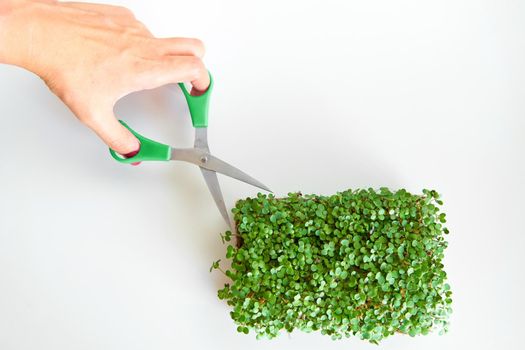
[{"left": 211, "top": 188, "right": 452, "bottom": 342}]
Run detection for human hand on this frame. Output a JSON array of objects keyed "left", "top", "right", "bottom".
[{"left": 0, "top": 0, "right": 209, "bottom": 156}]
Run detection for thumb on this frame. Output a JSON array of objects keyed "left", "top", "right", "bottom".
[{"left": 85, "top": 113, "right": 140, "bottom": 157}]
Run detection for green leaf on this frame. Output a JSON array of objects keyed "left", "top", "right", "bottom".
[{"left": 209, "top": 259, "right": 221, "bottom": 272}]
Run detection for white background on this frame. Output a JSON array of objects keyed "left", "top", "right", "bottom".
[{"left": 1, "top": 1, "right": 524, "bottom": 349}]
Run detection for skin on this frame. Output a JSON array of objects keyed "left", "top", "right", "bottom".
[{"left": 0, "top": 0, "right": 209, "bottom": 158}]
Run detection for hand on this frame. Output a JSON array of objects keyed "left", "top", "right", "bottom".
[{"left": 0, "top": 0, "right": 209, "bottom": 156}]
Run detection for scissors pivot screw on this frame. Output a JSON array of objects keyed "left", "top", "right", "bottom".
[{"left": 200, "top": 156, "right": 208, "bottom": 164}]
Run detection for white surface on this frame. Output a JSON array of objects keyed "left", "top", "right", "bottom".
[{"left": 1, "top": 1, "right": 524, "bottom": 349}]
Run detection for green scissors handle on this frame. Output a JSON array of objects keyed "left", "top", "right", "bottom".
[
  {"left": 109, "top": 120, "right": 171, "bottom": 163},
  {"left": 178, "top": 73, "right": 213, "bottom": 128},
  {"left": 109, "top": 73, "right": 213, "bottom": 163}
]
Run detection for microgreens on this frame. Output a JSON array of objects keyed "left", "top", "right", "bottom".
[{"left": 211, "top": 188, "right": 452, "bottom": 343}]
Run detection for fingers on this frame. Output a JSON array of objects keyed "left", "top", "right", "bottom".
[
  {"left": 61, "top": 2, "right": 208, "bottom": 92},
  {"left": 155, "top": 37, "right": 205, "bottom": 58},
  {"left": 84, "top": 111, "right": 140, "bottom": 156},
  {"left": 138, "top": 38, "right": 208, "bottom": 92},
  {"left": 134, "top": 56, "right": 210, "bottom": 93}
]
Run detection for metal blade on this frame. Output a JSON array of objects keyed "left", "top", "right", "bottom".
[
  {"left": 202, "top": 154, "right": 272, "bottom": 192},
  {"left": 170, "top": 127, "right": 272, "bottom": 192},
  {"left": 171, "top": 148, "right": 272, "bottom": 192},
  {"left": 200, "top": 167, "right": 231, "bottom": 228}
]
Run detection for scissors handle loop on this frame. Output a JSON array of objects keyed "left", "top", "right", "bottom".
[
  {"left": 109, "top": 121, "right": 171, "bottom": 163},
  {"left": 178, "top": 72, "right": 213, "bottom": 128}
]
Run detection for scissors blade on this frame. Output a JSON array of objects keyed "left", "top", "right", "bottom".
[
  {"left": 203, "top": 154, "right": 272, "bottom": 193},
  {"left": 200, "top": 167, "right": 231, "bottom": 228},
  {"left": 171, "top": 148, "right": 272, "bottom": 192},
  {"left": 172, "top": 127, "right": 272, "bottom": 192},
  {"left": 170, "top": 128, "right": 272, "bottom": 192}
]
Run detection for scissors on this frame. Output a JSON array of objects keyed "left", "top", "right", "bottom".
[{"left": 109, "top": 73, "right": 271, "bottom": 228}]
